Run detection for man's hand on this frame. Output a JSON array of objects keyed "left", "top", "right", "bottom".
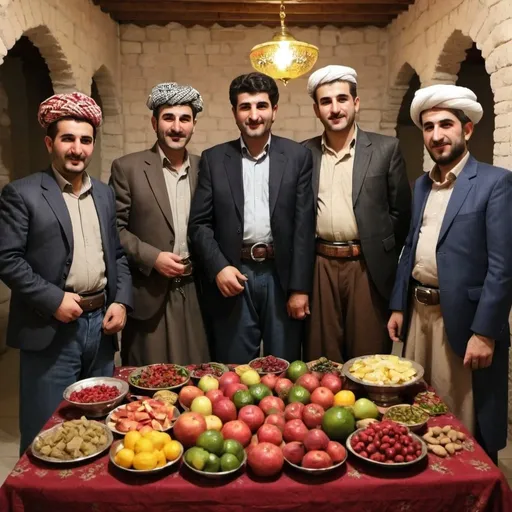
[
  {"left": 463, "top": 334, "right": 495, "bottom": 370},
  {"left": 387, "top": 311, "right": 404, "bottom": 343},
  {"left": 102, "top": 303, "right": 127, "bottom": 335},
  {"left": 154, "top": 252, "right": 185, "bottom": 278},
  {"left": 54, "top": 292, "right": 83, "bottom": 323},
  {"left": 287, "top": 292, "right": 310, "bottom": 320},
  {"left": 215, "top": 266, "right": 247, "bottom": 297}
]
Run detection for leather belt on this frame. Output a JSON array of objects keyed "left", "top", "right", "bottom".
[
  {"left": 241, "top": 242, "right": 275, "bottom": 262},
  {"left": 170, "top": 274, "right": 195, "bottom": 290},
  {"left": 316, "top": 239, "right": 362, "bottom": 259},
  {"left": 79, "top": 291, "right": 106, "bottom": 312},
  {"left": 413, "top": 284, "right": 440, "bottom": 306}
]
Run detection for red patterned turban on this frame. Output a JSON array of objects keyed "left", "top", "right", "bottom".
[{"left": 38, "top": 92, "right": 103, "bottom": 129}]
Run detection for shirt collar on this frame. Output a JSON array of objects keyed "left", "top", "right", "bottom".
[
  {"left": 157, "top": 144, "right": 190, "bottom": 173},
  {"left": 52, "top": 166, "right": 92, "bottom": 195},
  {"left": 240, "top": 134, "right": 271, "bottom": 161},
  {"left": 428, "top": 151, "right": 470, "bottom": 186},
  {"left": 321, "top": 125, "right": 358, "bottom": 157}
]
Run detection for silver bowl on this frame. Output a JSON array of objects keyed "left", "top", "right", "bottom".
[
  {"left": 382, "top": 404, "right": 429, "bottom": 432},
  {"left": 128, "top": 364, "right": 190, "bottom": 392},
  {"left": 189, "top": 362, "right": 229, "bottom": 381},
  {"left": 109, "top": 439, "right": 183, "bottom": 474},
  {"left": 31, "top": 420, "right": 113, "bottom": 464},
  {"left": 248, "top": 356, "right": 290, "bottom": 375},
  {"left": 183, "top": 450, "right": 247, "bottom": 479},
  {"left": 284, "top": 449, "right": 347, "bottom": 474},
  {"left": 63, "top": 377, "right": 129, "bottom": 418},
  {"left": 342, "top": 355, "right": 424, "bottom": 406}
]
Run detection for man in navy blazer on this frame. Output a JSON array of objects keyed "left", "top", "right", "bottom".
[
  {"left": 388, "top": 84, "right": 512, "bottom": 461},
  {"left": 0, "top": 93, "right": 132, "bottom": 453}
]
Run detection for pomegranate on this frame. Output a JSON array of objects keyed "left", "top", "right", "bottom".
[
  {"left": 261, "top": 373, "right": 279, "bottom": 391},
  {"left": 257, "top": 424, "right": 283, "bottom": 446},
  {"left": 327, "top": 441, "right": 347, "bottom": 463},
  {"left": 224, "top": 383, "right": 248, "bottom": 401},
  {"left": 310, "top": 387, "right": 334, "bottom": 410},
  {"left": 212, "top": 398, "right": 237, "bottom": 423},
  {"left": 265, "top": 413, "right": 286, "bottom": 432},
  {"left": 206, "top": 389, "right": 225, "bottom": 405},
  {"left": 247, "top": 442, "right": 284, "bottom": 477},
  {"left": 282, "top": 441, "right": 305, "bottom": 465},
  {"left": 219, "top": 371, "right": 240, "bottom": 390},
  {"left": 320, "top": 374, "right": 342, "bottom": 394},
  {"left": 296, "top": 373, "right": 320, "bottom": 394},
  {"left": 302, "top": 403, "right": 325, "bottom": 429},
  {"left": 283, "top": 418, "right": 309, "bottom": 443},
  {"left": 284, "top": 402, "right": 304, "bottom": 421},
  {"left": 303, "top": 429, "right": 330, "bottom": 452},
  {"left": 274, "top": 378, "right": 293, "bottom": 400},
  {"left": 259, "top": 395, "right": 285, "bottom": 415},
  {"left": 302, "top": 450, "right": 333, "bottom": 469},
  {"left": 238, "top": 405, "right": 265, "bottom": 433},
  {"left": 221, "top": 420, "right": 252, "bottom": 447},
  {"left": 178, "top": 386, "right": 204, "bottom": 409},
  {"left": 172, "top": 412, "right": 207, "bottom": 447}
]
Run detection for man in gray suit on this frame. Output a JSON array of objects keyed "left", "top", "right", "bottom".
[
  {"left": 303, "top": 65, "right": 411, "bottom": 363},
  {"left": 0, "top": 92, "right": 132, "bottom": 453},
  {"left": 110, "top": 83, "right": 209, "bottom": 366}
]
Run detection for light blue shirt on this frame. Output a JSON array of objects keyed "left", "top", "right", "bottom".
[{"left": 240, "top": 135, "right": 273, "bottom": 244}]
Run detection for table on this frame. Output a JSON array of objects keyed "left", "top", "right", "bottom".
[{"left": 1, "top": 367, "right": 511, "bottom": 512}]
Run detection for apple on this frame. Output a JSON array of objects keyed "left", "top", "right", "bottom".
[
  {"left": 190, "top": 396, "right": 212, "bottom": 416},
  {"left": 205, "top": 414, "right": 223, "bottom": 431},
  {"left": 224, "top": 383, "right": 248, "bottom": 401},
  {"left": 206, "top": 389, "right": 225, "bottom": 405},
  {"left": 327, "top": 441, "right": 347, "bottom": 463},
  {"left": 282, "top": 441, "right": 305, "bottom": 465},
  {"left": 259, "top": 395, "right": 285, "bottom": 415},
  {"left": 320, "top": 373, "right": 342, "bottom": 394},
  {"left": 284, "top": 402, "right": 304, "bottom": 422},
  {"left": 212, "top": 398, "right": 237, "bottom": 423},
  {"left": 238, "top": 405, "right": 265, "bottom": 433},
  {"left": 296, "top": 373, "right": 320, "bottom": 394},
  {"left": 261, "top": 373, "right": 279, "bottom": 390},
  {"left": 302, "top": 403, "right": 325, "bottom": 429},
  {"left": 274, "top": 378, "right": 293, "bottom": 400},
  {"left": 247, "top": 442, "right": 284, "bottom": 477},
  {"left": 221, "top": 420, "right": 252, "bottom": 447},
  {"left": 303, "top": 429, "right": 330, "bottom": 452},
  {"left": 219, "top": 371, "right": 240, "bottom": 390},
  {"left": 265, "top": 413, "right": 286, "bottom": 432},
  {"left": 198, "top": 375, "right": 219, "bottom": 393},
  {"left": 173, "top": 412, "right": 207, "bottom": 447},
  {"left": 178, "top": 386, "right": 204, "bottom": 409},
  {"left": 283, "top": 419, "right": 308, "bottom": 443},
  {"left": 310, "top": 387, "right": 334, "bottom": 410},
  {"left": 257, "top": 424, "right": 283, "bottom": 446}
]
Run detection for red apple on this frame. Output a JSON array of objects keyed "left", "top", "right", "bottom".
[
  {"left": 302, "top": 403, "right": 325, "bottom": 429},
  {"left": 274, "top": 378, "right": 293, "bottom": 400},
  {"left": 212, "top": 398, "right": 237, "bottom": 423},
  {"left": 296, "top": 373, "right": 320, "bottom": 394},
  {"left": 259, "top": 395, "right": 285, "bottom": 415},
  {"left": 238, "top": 405, "right": 265, "bottom": 433},
  {"left": 247, "top": 442, "right": 284, "bottom": 477},
  {"left": 310, "top": 370, "right": 324, "bottom": 381},
  {"left": 283, "top": 419, "right": 309, "bottom": 443},
  {"left": 327, "top": 441, "right": 347, "bottom": 463},
  {"left": 261, "top": 373, "right": 279, "bottom": 390},
  {"left": 172, "top": 412, "right": 207, "bottom": 447},
  {"left": 310, "top": 387, "right": 334, "bottom": 409},
  {"left": 284, "top": 402, "right": 304, "bottom": 422},
  {"left": 303, "top": 429, "right": 330, "bottom": 452},
  {"left": 224, "top": 383, "right": 248, "bottom": 401},
  {"left": 206, "top": 389, "right": 225, "bottom": 405},
  {"left": 221, "top": 420, "right": 252, "bottom": 447},
  {"left": 302, "top": 450, "right": 333, "bottom": 469},
  {"left": 282, "top": 441, "right": 306, "bottom": 465},
  {"left": 257, "top": 424, "right": 283, "bottom": 446},
  {"left": 178, "top": 386, "right": 204, "bottom": 409},
  {"left": 265, "top": 413, "right": 286, "bottom": 432},
  {"left": 320, "top": 374, "right": 342, "bottom": 394},
  {"left": 219, "top": 371, "right": 240, "bottom": 390}
]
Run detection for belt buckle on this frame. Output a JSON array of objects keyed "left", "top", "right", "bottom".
[
  {"left": 414, "top": 286, "right": 431, "bottom": 305},
  {"left": 250, "top": 242, "right": 267, "bottom": 262}
]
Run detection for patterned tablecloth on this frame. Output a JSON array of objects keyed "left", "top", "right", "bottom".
[{"left": 0, "top": 366, "right": 511, "bottom": 512}]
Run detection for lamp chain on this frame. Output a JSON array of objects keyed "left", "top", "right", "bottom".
[{"left": 280, "top": 1, "right": 286, "bottom": 30}]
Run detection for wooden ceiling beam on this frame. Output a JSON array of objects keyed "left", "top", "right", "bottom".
[{"left": 95, "top": 0, "right": 412, "bottom": 5}]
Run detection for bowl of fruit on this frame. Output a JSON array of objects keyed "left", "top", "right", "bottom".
[
  {"left": 63, "top": 377, "right": 129, "bottom": 418},
  {"left": 249, "top": 355, "right": 289, "bottom": 375},
  {"left": 129, "top": 364, "right": 190, "bottom": 392},
  {"left": 189, "top": 362, "right": 229, "bottom": 381}
]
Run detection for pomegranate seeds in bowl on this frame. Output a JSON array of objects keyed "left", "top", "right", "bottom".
[
  {"left": 129, "top": 364, "right": 190, "bottom": 391},
  {"left": 249, "top": 355, "right": 290, "bottom": 375},
  {"left": 69, "top": 384, "right": 120, "bottom": 403}
]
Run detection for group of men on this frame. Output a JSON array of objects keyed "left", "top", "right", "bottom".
[{"left": 0, "top": 65, "right": 510, "bottom": 464}]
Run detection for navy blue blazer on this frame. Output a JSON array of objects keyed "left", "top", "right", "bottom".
[
  {"left": 0, "top": 169, "right": 133, "bottom": 352},
  {"left": 390, "top": 155, "right": 512, "bottom": 452}
]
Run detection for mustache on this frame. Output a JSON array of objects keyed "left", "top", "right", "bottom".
[
  {"left": 165, "top": 132, "right": 185, "bottom": 138},
  {"left": 66, "top": 154, "right": 85, "bottom": 161},
  {"left": 431, "top": 141, "right": 450, "bottom": 148},
  {"left": 328, "top": 114, "right": 344, "bottom": 120}
]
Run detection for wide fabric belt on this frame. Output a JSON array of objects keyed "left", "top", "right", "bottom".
[
  {"left": 78, "top": 290, "right": 106, "bottom": 312},
  {"left": 413, "top": 284, "right": 440, "bottom": 306},
  {"left": 316, "top": 239, "right": 362, "bottom": 259},
  {"left": 241, "top": 242, "right": 275, "bottom": 262}
]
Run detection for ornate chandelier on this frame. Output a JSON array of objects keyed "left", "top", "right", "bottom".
[{"left": 249, "top": 1, "right": 319, "bottom": 85}]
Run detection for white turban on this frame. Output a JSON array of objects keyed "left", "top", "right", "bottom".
[
  {"left": 147, "top": 82, "right": 204, "bottom": 114},
  {"left": 307, "top": 65, "right": 357, "bottom": 99},
  {"left": 410, "top": 84, "right": 483, "bottom": 129}
]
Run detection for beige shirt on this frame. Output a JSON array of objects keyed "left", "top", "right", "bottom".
[
  {"left": 316, "top": 127, "right": 359, "bottom": 242},
  {"left": 412, "top": 152, "right": 470, "bottom": 287},
  {"left": 158, "top": 146, "right": 191, "bottom": 255},
  {"left": 52, "top": 168, "right": 107, "bottom": 294}
]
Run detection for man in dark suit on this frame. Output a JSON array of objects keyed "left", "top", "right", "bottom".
[
  {"left": 388, "top": 84, "right": 512, "bottom": 462},
  {"left": 0, "top": 93, "right": 132, "bottom": 454},
  {"left": 303, "top": 65, "right": 411, "bottom": 363},
  {"left": 110, "top": 83, "right": 209, "bottom": 366},
  {"left": 188, "top": 72, "right": 316, "bottom": 363}
]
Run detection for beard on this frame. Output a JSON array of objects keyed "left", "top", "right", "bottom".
[{"left": 427, "top": 137, "right": 466, "bottom": 166}]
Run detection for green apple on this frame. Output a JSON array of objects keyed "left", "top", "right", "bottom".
[{"left": 190, "top": 395, "right": 213, "bottom": 416}]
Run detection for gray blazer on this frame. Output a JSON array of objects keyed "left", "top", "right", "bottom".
[{"left": 303, "top": 129, "right": 412, "bottom": 300}]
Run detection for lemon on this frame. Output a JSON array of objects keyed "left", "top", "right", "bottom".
[
  {"left": 240, "top": 369, "right": 261, "bottom": 386},
  {"left": 132, "top": 451, "right": 158, "bottom": 471},
  {"left": 145, "top": 431, "right": 170, "bottom": 451},
  {"left": 114, "top": 448, "right": 134, "bottom": 469},
  {"left": 163, "top": 440, "right": 182, "bottom": 461},
  {"left": 235, "top": 364, "right": 252, "bottom": 377},
  {"left": 155, "top": 449, "right": 167, "bottom": 468},
  {"left": 134, "top": 437, "right": 154, "bottom": 454},
  {"left": 333, "top": 390, "right": 356, "bottom": 407},
  {"left": 124, "top": 431, "right": 142, "bottom": 451}
]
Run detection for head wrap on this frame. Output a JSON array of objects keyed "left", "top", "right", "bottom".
[
  {"left": 146, "top": 82, "right": 204, "bottom": 114},
  {"left": 38, "top": 92, "right": 102, "bottom": 129},
  {"left": 410, "top": 84, "right": 483, "bottom": 129},
  {"left": 307, "top": 65, "right": 358, "bottom": 98}
]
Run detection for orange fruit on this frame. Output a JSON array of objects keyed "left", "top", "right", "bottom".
[
  {"left": 124, "top": 431, "right": 142, "bottom": 451},
  {"left": 333, "top": 390, "right": 356, "bottom": 407},
  {"left": 114, "top": 448, "right": 134, "bottom": 468},
  {"left": 163, "top": 440, "right": 182, "bottom": 461},
  {"left": 132, "top": 451, "right": 158, "bottom": 470},
  {"left": 134, "top": 437, "right": 154, "bottom": 454}
]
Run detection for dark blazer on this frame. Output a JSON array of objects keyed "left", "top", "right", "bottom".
[
  {"left": 110, "top": 144, "right": 200, "bottom": 321},
  {"left": 390, "top": 155, "right": 512, "bottom": 452},
  {"left": 303, "top": 129, "right": 412, "bottom": 301},
  {"left": 0, "top": 169, "right": 133, "bottom": 352},
  {"left": 188, "top": 135, "right": 316, "bottom": 315}
]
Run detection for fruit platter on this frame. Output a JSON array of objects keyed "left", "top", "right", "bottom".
[{"left": 129, "top": 364, "right": 190, "bottom": 392}]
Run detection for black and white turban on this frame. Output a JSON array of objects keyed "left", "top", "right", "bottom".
[
  {"left": 146, "top": 82, "right": 204, "bottom": 113},
  {"left": 307, "top": 65, "right": 357, "bottom": 98}
]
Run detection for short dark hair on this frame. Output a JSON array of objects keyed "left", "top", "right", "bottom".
[
  {"left": 46, "top": 117, "right": 97, "bottom": 141},
  {"left": 419, "top": 107, "right": 472, "bottom": 127},
  {"left": 314, "top": 79, "right": 358, "bottom": 103},
  {"left": 152, "top": 103, "right": 199, "bottom": 121},
  {"left": 229, "top": 72, "right": 279, "bottom": 109}
]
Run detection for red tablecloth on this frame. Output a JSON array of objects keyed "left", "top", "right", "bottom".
[{"left": 1, "top": 367, "right": 511, "bottom": 512}]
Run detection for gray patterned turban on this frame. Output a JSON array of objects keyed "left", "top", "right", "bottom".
[{"left": 146, "top": 82, "right": 204, "bottom": 114}]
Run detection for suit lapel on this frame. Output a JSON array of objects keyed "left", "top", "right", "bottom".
[
  {"left": 352, "top": 129, "right": 372, "bottom": 205},
  {"left": 41, "top": 170, "right": 74, "bottom": 252},
  {"left": 412, "top": 175, "right": 432, "bottom": 247},
  {"left": 143, "top": 145, "right": 174, "bottom": 233},
  {"left": 189, "top": 154, "right": 199, "bottom": 195},
  {"left": 437, "top": 156, "right": 477, "bottom": 247},
  {"left": 90, "top": 180, "right": 110, "bottom": 256},
  {"left": 269, "top": 140, "right": 287, "bottom": 217},
  {"left": 224, "top": 141, "right": 244, "bottom": 221},
  {"left": 308, "top": 137, "right": 322, "bottom": 202}
]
